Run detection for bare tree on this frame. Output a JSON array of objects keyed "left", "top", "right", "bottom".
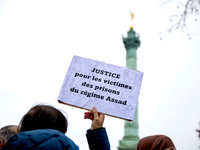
[{"left": 160, "top": 0, "right": 200, "bottom": 39}]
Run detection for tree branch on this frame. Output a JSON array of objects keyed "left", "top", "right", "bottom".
[{"left": 159, "top": 0, "right": 200, "bottom": 39}]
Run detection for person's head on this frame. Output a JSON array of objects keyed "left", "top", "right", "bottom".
[
  {"left": 1, "top": 125, "right": 19, "bottom": 134},
  {"left": 136, "top": 135, "right": 176, "bottom": 150},
  {"left": 0, "top": 125, "right": 19, "bottom": 149},
  {"left": 19, "top": 104, "right": 68, "bottom": 134}
]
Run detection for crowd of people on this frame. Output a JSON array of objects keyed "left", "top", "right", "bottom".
[{"left": 0, "top": 104, "right": 177, "bottom": 150}]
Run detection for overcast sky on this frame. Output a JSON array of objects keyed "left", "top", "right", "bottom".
[{"left": 0, "top": 0, "right": 200, "bottom": 150}]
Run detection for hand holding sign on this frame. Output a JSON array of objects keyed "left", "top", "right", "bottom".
[
  {"left": 84, "top": 106, "right": 105, "bottom": 130},
  {"left": 58, "top": 55, "right": 143, "bottom": 121}
]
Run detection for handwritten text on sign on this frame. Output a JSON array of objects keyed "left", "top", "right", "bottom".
[{"left": 58, "top": 55, "right": 143, "bottom": 121}]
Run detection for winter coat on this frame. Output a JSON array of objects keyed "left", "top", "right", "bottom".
[
  {"left": 2, "top": 129, "right": 79, "bottom": 150},
  {"left": 3, "top": 128, "right": 110, "bottom": 150},
  {"left": 86, "top": 127, "right": 110, "bottom": 150}
]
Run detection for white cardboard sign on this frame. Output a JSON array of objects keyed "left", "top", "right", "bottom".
[{"left": 58, "top": 55, "right": 143, "bottom": 121}]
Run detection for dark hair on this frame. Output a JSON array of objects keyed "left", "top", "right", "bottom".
[{"left": 19, "top": 105, "right": 68, "bottom": 134}]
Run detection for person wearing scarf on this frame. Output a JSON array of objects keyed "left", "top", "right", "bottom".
[{"left": 136, "top": 134, "right": 176, "bottom": 150}]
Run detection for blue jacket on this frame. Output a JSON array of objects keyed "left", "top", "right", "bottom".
[
  {"left": 86, "top": 127, "right": 110, "bottom": 150},
  {"left": 3, "top": 128, "right": 110, "bottom": 150},
  {"left": 3, "top": 129, "right": 79, "bottom": 150}
]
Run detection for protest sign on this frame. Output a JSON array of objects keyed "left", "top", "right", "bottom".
[{"left": 58, "top": 55, "right": 143, "bottom": 121}]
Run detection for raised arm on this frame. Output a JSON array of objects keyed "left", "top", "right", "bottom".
[{"left": 84, "top": 106, "right": 111, "bottom": 150}]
